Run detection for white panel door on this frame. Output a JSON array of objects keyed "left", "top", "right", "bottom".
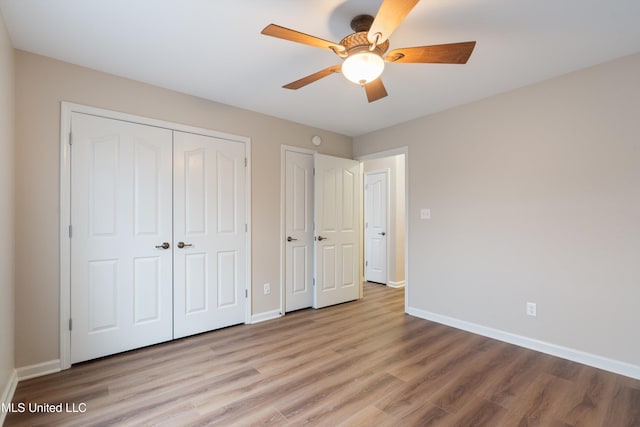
[
  {"left": 365, "top": 171, "right": 388, "bottom": 284},
  {"left": 284, "top": 150, "right": 314, "bottom": 312},
  {"left": 70, "top": 113, "right": 173, "bottom": 363},
  {"left": 173, "top": 131, "right": 246, "bottom": 338},
  {"left": 314, "top": 154, "right": 361, "bottom": 308}
]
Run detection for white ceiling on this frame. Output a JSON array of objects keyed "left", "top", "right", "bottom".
[{"left": 1, "top": 0, "right": 639, "bottom": 136}]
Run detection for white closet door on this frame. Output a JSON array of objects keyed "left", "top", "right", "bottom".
[
  {"left": 314, "top": 154, "right": 361, "bottom": 308},
  {"left": 70, "top": 113, "right": 173, "bottom": 364},
  {"left": 284, "top": 150, "right": 314, "bottom": 312},
  {"left": 173, "top": 131, "right": 247, "bottom": 338}
]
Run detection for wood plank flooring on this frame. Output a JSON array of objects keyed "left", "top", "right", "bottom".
[{"left": 5, "top": 283, "right": 640, "bottom": 426}]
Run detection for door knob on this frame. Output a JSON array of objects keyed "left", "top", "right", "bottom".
[
  {"left": 379, "top": 232, "right": 386, "bottom": 236},
  {"left": 317, "top": 235, "right": 327, "bottom": 241},
  {"left": 155, "top": 242, "right": 170, "bottom": 250},
  {"left": 177, "top": 242, "right": 193, "bottom": 249},
  {"left": 287, "top": 236, "right": 298, "bottom": 242}
]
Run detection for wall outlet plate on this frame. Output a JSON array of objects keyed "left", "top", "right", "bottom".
[
  {"left": 264, "top": 283, "right": 271, "bottom": 295},
  {"left": 420, "top": 208, "right": 431, "bottom": 220},
  {"left": 526, "top": 302, "right": 537, "bottom": 317}
]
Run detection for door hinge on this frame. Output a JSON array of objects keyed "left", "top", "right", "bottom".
[
  {"left": 313, "top": 278, "right": 316, "bottom": 287},
  {"left": 68, "top": 225, "right": 72, "bottom": 238},
  {"left": 69, "top": 132, "right": 73, "bottom": 145},
  {"left": 245, "top": 224, "right": 248, "bottom": 233},
  {"left": 68, "top": 318, "right": 72, "bottom": 331},
  {"left": 366, "top": 260, "right": 368, "bottom": 267},
  {"left": 245, "top": 289, "right": 248, "bottom": 298},
  {"left": 244, "top": 158, "right": 247, "bottom": 167}
]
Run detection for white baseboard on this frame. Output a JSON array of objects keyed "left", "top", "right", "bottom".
[
  {"left": 387, "top": 280, "right": 405, "bottom": 288},
  {"left": 250, "top": 310, "right": 282, "bottom": 324},
  {"left": 406, "top": 306, "right": 640, "bottom": 380},
  {"left": 1, "top": 369, "right": 18, "bottom": 425},
  {"left": 16, "top": 360, "right": 61, "bottom": 382}
]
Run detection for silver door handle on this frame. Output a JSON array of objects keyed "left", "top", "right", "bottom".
[
  {"left": 177, "top": 242, "right": 193, "bottom": 249},
  {"left": 155, "top": 242, "right": 170, "bottom": 250},
  {"left": 317, "top": 235, "right": 327, "bottom": 241},
  {"left": 379, "top": 232, "right": 386, "bottom": 236},
  {"left": 287, "top": 236, "right": 298, "bottom": 242}
]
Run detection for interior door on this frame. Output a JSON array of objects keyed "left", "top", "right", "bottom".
[
  {"left": 284, "top": 150, "right": 314, "bottom": 312},
  {"left": 70, "top": 112, "right": 173, "bottom": 363},
  {"left": 314, "top": 154, "right": 361, "bottom": 308},
  {"left": 173, "top": 131, "right": 247, "bottom": 338},
  {"left": 364, "top": 171, "right": 388, "bottom": 284}
]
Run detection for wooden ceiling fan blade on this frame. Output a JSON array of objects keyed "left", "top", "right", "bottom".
[
  {"left": 262, "top": 24, "right": 345, "bottom": 53},
  {"left": 364, "top": 78, "right": 388, "bottom": 103},
  {"left": 283, "top": 65, "right": 342, "bottom": 90},
  {"left": 368, "top": 0, "right": 420, "bottom": 44},
  {"left": 385, "top": 41, "right": 476, "bottom": 64}
]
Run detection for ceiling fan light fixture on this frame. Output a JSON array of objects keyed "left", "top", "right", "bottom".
[{"left": 342, "top": 50, "right": 385, "bottom": 86}]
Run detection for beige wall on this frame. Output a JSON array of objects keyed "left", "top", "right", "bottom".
[
  {"left": 12, "top": 39, "right": 640, "bottom": 375},
  {"left": 354, "top": 53, "right": 640, "bottom": 368},
  {"left": 0, "top": 10, "right": 15, "bottom": 398},
  {"left": 363, "top": 155, "right": 405, "bottom": 285},
  {"left": 14, "top": 51, "right": 352, "bottom": 367}
]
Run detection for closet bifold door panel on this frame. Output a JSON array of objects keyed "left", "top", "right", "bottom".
[
  {"left": 70, "top": 113, "right": 174, "bottom": 364},
  {"left": 69, "top": 111, "right": 248, "bottom": 364},
  {"left": 173, "top": 131, "right": 247, "bottom": 338}
]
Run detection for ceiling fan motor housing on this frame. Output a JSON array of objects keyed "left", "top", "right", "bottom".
[
  {"left": 339, "top": 31, "right": 389, "bottom": 58},
  {"left": 337, "top": 14, "right": 390, "bottom": 58}
]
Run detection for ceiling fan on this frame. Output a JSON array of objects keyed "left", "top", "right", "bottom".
[{"left": 261, "top": 0, "right": 476, "bottom": 103}]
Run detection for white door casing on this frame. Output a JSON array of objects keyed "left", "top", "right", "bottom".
[
  {"left": 173, "top": 131, "right": 247, "bottom": 338},
  {"left": 314, "top": 154, "right": 361, "bottom": 308},
  {"left": 364, "top": 170, "right": 388, "bottom": 284},
  {"left": 70, "top": 112, "right": 174, "bottom": 363},
  {"left": 284, "top": 150, "right": 314, "bottom": 312}
]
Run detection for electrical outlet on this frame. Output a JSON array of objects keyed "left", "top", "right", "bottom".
[
  {"left": 526, "top": 302, "right": 537, "bottom": 317},
  {"left": 420, "top": 208, "right": 431, "bottom": 220},
  {"left": 263, "top": 283, "right": 271, "bottom": 295}
]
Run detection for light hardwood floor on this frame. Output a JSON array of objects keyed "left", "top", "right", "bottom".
[{"left": 6, "top": 283, "right": 640, "bottom": 426}]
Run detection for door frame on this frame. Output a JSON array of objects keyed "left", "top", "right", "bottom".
[
  {"left": 364, "top": 168, "right": 390, "bottom": 284},
  {"left": 279, "top": 145, "right": 316, "bottom": 316},
  {"left": 59, "top": 102, "right": 252, "bottom": 369},
  {"left": 280, "top": 147, "right": 365, "bottom": 314},
  {"left": 356, "top": 147, "right": 409, "bottom": 311}
]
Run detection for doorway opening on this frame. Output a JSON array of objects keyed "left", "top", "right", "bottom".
[
  {"left": 280, "top": 146, "right": 362, "bottom": 314},
  {"left": 362, "top": 152, "right": 406, "bottom": 289},
  {"left": 280, "top": 146, "right": 407, "bottom": 315}
]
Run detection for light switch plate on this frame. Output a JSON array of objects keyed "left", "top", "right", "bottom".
[
  {"left": 420, "top": 208, "right": 431, "bottom": 220},
  {"left": 526, "top": 302, "right": 537, "bottom": 317}
]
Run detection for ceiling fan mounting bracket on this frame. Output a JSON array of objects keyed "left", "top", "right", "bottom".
[{"left": 350, "top": 14, "right": 375, "bottom": 33}]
